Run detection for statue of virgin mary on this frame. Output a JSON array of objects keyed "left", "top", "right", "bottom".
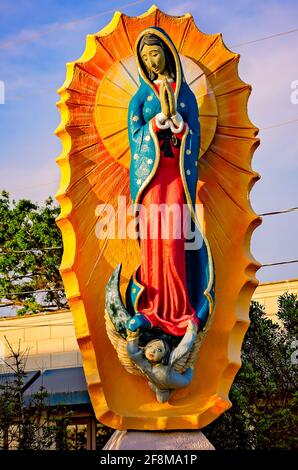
[
  {"left": 125, "top": 27, "right": 215, "bottom": 338},
  {"left": 58, "top": 6, "right": 260, "bottom": 421}
]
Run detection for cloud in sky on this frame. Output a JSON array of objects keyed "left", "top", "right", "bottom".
[
  {"left": 0, "top": 0, "right": 147, "bottom": 52},
  {"left": 0, "top": 15, "right": 101, "bottom": 52},
  {"left": 0, "top": 0, "right": 297, "bottom": 284}
]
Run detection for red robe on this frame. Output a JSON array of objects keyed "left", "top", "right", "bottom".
[{"left": 138, "top": 82, "right": 198, "bottom": 336}]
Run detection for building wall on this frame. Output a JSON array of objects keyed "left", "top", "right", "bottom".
[
  {"left": 1, "top": 278, "right": 297, "bottom": 370},
  {"left": 0, "top": 311, "right": 110, "bottom": 450},
  {"left": 252, "top": 278, "right": 298, "bottom": 320},
  {"left": 0, "top": 310, "right": 81, "bottom": 371}
]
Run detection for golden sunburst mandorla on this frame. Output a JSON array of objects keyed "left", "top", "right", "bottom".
[{"left": 55, "top": 5, "right": 261, "bottom": 430}]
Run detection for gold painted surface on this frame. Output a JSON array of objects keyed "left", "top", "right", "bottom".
[{"left": 55, "top": 5, "right": 261, "bottom": 430}]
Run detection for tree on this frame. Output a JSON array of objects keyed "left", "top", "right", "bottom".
[
  {"left": 0, "top": 338, "right": 70, "bottom": 450},
  {"left": 0, "top": 190, "right": 68, "bottom": 315},
  {"left": 95, "top": 423, "right": 114, "bottom": 450},
  {"left": 204, "top": 293, "right": 298, "bottom": 449},
  {"left": 0, "top": 338, "right": 114, "bottom": 450},
  {"left": 277, "top": 292, "right": 298, "bottom": 336}
]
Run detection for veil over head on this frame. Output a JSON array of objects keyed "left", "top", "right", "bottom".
[{"left": 137, "top": 32, "right": 176, "bottom": 81}]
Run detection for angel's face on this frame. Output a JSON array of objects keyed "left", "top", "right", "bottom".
[{"left": 144, "top": 340, "right": 166, "bottom": 363}]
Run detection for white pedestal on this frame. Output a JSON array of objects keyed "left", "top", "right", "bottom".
[{"left": 103, "top": 430, "right": 215, "bottom": 450}]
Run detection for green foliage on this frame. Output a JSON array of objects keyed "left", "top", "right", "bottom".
[
  {"left": 0, "top": 339, "right": 71, "bottom": 450},
  {"left": 277, "top": 292, "right": 298, "bottom": 336},
  {"left": 204, "top": 294, "right": 298, "bottom": 449},
  {"left": 96, "top": 423, "right": 114, "bottom": 450},
  {"left": 0, "top": 190, "right": 68, "bottom": 314}
]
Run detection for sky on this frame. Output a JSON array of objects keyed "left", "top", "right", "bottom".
[{"left": 0, "top": 0, "right": 297, "bottom": 286}]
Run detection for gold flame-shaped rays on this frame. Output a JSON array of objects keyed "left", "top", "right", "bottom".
[{"left": 55, "top": 5, "right": 261, "bottom": 430}]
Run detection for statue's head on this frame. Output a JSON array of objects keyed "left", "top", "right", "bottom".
[
  {"left": 144, "top": 338, "right": 170, "bottom": 364},
  {"left": 138, "top": 33, "right": 176, "bottom": 82}
]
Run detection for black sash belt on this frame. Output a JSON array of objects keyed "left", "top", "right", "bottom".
[{"left": 158, "top": 129, "right": 181, "bottom": 158}]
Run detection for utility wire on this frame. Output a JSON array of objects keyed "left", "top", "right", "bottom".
[
  {"left": 2, "top": 117, "right": 297, "bottom": 192},
  {"left": 0, "top": 12, "right": 296, "bottom": 50},
  {"left": 0, "top": 0, "right": 146, "bottom": 50},
  {"left": 0, "top": 322, "right": 72, "bottom": 328},
  {"left": 232, "top": 27, "right": 298, "bottom": 47},
  {"left": 0, "top": 205, "right": 297, "bottom": 256},
  {"left": 0, "top": 260, "right": 297, "bottom": 298},
  {"left": 0, "top": 247, "right": 62, "bottom": 255},
  {"left": 1, "top": 13, "right": 297, "bottom": 103},
  {"left": 261, "top": 260, "right": 298, "bottom": 267},
  {"left": 259, "top": 207, "right": 298, "bottom": 217},
  {"left": 260, "top": 118, "right": 298, "bottom": 131},
  {"left": 0, "top": 288, "right": 64, "bottom": 296}
]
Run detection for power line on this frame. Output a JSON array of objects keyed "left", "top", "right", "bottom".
[
  {"left": 0, "top": 320, "right": 72, "bottom": 327},
  {"left": 259, "top": 207, "right": 298, "bottom": 217},
  {"left": 232, "top": 27, "right": 298, "bottom": 47},
  {"left": 2, "top": 107, "right": 297, "bottom": 192},
  {"left": 0, "top": 10, "right": 296, "bottom": 51},
  {"left": 1, "top": 288, "right": 64, "bottom": 296},
  {"left": 0, "top": 247, "right": 62, "bottom": 255},
  {"left": 0, "top": 259, "right": 297, "bottom": 299},
  {"left": 260, "top": 118, "right": 298, "bottom": 131},
  {"left": 262, "top": 260, "right": 298, "bottom": 267},
  {"left": 0, "top": 199, "right": 297, "bottom": 250},
  {"left": 0, "top": 202, "right": 297, "bottom": 256},
  {"left": 2, "top": 114, "right": 294, "bottom": 198},
  {"left": 0, "top": 0, "right": 146, "bottom": 50},
  {"left": 0, "top": 323, "right": 72, "bottom": 328},
  {"left": 0, "top": 320, "right": 72, "bottom": 328},
  {"left": 1, "top": 9, "right": 296, "bottom": 105}
]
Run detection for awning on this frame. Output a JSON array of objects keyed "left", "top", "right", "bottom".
[
  {"left": 24, "top": 367, "right": 90, "bottom": 406},
  {"left": 0, "top": 367, "right": 90, "bottom": 406},
  {"left": 0, "top": 370, "right": 41, "bottom": 393}
]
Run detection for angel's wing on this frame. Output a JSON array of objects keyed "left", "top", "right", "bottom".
[
  {"left": 169, "top": 330, "right": 197, "bottom": 366},
  {"left": 104, "top": 311, "right": 143, "bottom": 376}
]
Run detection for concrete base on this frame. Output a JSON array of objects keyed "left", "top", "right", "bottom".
[{"left": 103, "top": 430, "right": 215, "bottom": 450}]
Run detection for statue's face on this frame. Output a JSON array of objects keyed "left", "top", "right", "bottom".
[
  {"left": 140, "top": 44, "right": 167, "bottom": 78},
  {"left": 145, "top": 340, "right": 166, "bottom": 363}
]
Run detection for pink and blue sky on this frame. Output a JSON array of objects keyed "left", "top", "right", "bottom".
[{"left": 0, "top": 0, "right": 297, "bottom": 283}]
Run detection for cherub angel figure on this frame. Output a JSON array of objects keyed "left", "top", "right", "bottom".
[
  {"left": 126, "top": 320, "right": 198, "bottom": 403},
  {"left": 105, "top": 264, "right": 203, "bottom": 403}
]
